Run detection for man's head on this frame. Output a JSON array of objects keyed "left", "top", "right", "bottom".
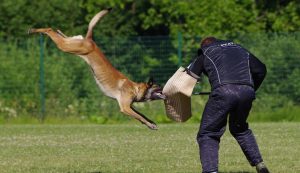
[{"left": 200, "top": 37, "right": 217, "bottom": 48}]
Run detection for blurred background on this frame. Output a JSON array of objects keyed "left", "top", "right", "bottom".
[{"left": 0, "top": 0, "right": 299, "bottom": 124}]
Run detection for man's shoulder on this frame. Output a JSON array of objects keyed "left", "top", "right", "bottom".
[{"left": 202, "top": 40, "right": 236, "bottom": 50}]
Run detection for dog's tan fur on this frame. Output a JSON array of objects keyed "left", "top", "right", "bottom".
[{"left": 28, "top": 9, "right": 165, "bottom": 130}]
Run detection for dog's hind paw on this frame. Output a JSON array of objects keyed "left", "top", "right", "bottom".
[{"left": 27, "top": 28, "right": 34, "bottom": 34}]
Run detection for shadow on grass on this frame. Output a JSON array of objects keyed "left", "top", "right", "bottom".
[
  {"left": 220, "top": 172, "right": 252, "bottom": 173},
  {"left": 69, "top": 171, "right": 252, "bottom": 173},
  {"left": 67, "top": 171, "right": 103, "bottom": 173},
  {"left": 85, "top": 171, "right": 251, "bottom": 173}
]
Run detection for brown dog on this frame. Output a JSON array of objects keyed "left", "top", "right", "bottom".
[{"left": 28, "top": 8, "right": 165, "bottom": 130}]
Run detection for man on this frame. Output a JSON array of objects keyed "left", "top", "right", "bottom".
[{"left": 186, "top": 37, "right": 269, "bottom": 173}]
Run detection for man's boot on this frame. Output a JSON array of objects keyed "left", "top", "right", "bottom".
[{"left": 256, "top": 162, "right": 270, "bottom": 173}]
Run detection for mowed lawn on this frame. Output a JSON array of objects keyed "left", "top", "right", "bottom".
[{"left": 0, "top": 123, "right": 299, "bottom": 173}]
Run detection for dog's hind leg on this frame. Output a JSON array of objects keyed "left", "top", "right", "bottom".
[
  {"left": 28, "top": 28, "right": 93, "bottom": 55},
  {"left": 57, "top": 30, "right": 68, "bottom": 38},
  {"left": 28, "top": 28, "right": 65, "bottom": 43}
]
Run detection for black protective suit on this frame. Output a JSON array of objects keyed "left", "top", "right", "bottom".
[{"left": 187, "top": 40, "right": 267, "bottom": 173}]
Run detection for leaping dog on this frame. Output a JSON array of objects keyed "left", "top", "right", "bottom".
[{"left": 28, "top": 8, "right": 166, "bottom": 130}]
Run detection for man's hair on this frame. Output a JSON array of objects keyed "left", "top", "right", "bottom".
[{"left": 200, "top": 37, "right": 217, "bottom": 47}]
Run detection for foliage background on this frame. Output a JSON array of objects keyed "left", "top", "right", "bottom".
[{"left": 0, "top": 0, "right": 299, "bottom": 124}]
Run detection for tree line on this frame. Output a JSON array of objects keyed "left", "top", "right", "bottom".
[{"left": 0, "top": 0, "right": 299, "bottom": 39}]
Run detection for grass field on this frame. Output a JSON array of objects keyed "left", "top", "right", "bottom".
[{"left": 0, "top": 123, "right": 299, "bottom": 173}]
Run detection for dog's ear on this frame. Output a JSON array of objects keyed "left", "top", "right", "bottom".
[{"left": 148, "top": 77, "right": 154, "bottom": 86}]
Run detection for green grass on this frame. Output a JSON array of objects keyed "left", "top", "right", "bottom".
[{"left": 0, "top": 123, "right": 299, "bottom": 173}]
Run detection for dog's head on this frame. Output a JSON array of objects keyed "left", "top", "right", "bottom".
[{"left": 142, "top": 77, "right": 166, "bottom": 101}]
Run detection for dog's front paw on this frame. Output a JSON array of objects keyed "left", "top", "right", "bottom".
[{"left": 146, "top": 122, "right": 158, "bottom": 130}]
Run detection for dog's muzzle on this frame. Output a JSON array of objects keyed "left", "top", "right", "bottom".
[{"left": 151, "top": 88, "right": 166, "bottom": 100}]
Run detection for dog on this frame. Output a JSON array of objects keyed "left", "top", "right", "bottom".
[{"left": 28, "top": 8, "right": 166, "bottom": 130}]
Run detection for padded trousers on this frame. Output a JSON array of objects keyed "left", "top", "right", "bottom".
[{"left": 196, "top": 84, "right": 263, "bottom": 173}]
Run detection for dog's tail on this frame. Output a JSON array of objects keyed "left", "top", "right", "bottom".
[{"left": 86, "top": 8, "right": 112, "bottom": 39}]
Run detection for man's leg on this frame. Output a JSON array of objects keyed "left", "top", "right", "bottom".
[
  {"left": 228, "top": 86, "right": 263, "bottom": 166},
  {"left": 196, "top": 90, "right": 231, "bottom": 173}
]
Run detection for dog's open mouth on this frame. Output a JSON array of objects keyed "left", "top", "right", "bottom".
[{"left": 152, "top": 88, "right": 166, "bottom": 100}]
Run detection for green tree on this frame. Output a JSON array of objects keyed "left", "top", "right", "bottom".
[
  {"left": 255, "top": 0, "right": 300, "bottom": 32},
  {"left": 0, "top": 0, "right": 86, "bottom": 39}
]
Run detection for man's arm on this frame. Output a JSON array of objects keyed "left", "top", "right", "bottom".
[
  {"left": 187, "top": 55, "right": 204, "bottom": 79},
  {"left": 186, "top": 49, "right": 205, "bottom": 80},
  {"left": 249, "top": 53, "right": 267, "bottom": 91}
]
